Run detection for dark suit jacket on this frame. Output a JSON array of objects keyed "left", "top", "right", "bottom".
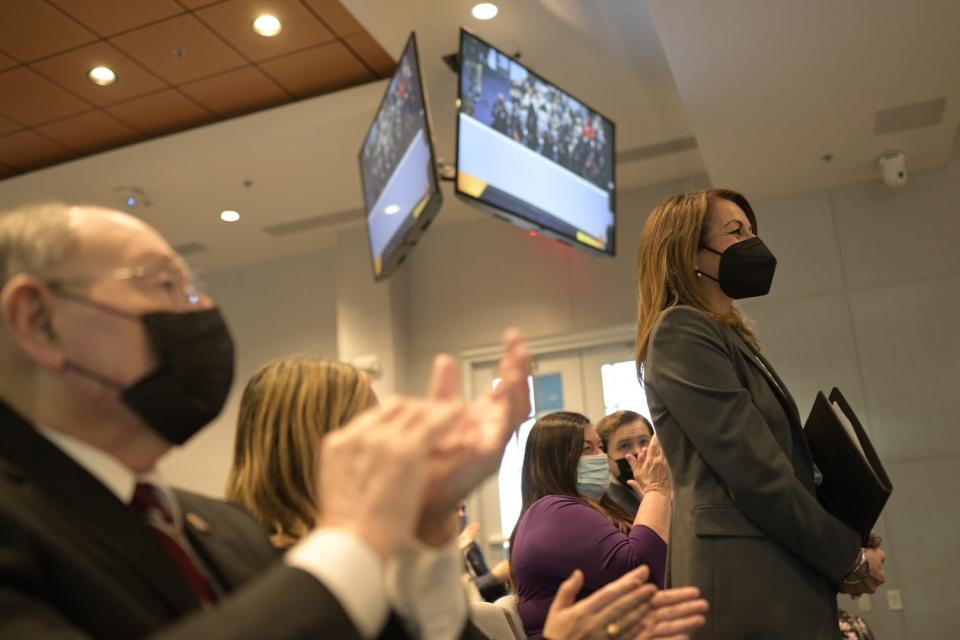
[
  {"left": 644, "top": 306, "right": 861, "bottom": 639},
  {"left": 0, "top": 400, "right": 473, "bottom": 639}
]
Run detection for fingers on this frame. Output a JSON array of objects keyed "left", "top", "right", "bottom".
[
  {"left": 646, "top": 612, "right": 708, "bottom": 639},
  {"left": 643, "top": 593, "right": 709, "bottom": 640},
  {"left": 492, "top": 328, "right": 532, "bottom": 424},
  {"left": 548, "top": 569, "right": 584, "bottom": 615},
  {"left": 598, "top": 583, "right": 656, "bottom": 626},
  {"left": 604, "top": 591, "right": 654, "bottom": 640},
  {"left": 575, "top": 565, "right": 653, "bottom": 613},
  {"left": 428, "top": 354, "right": 460, "bottom": 400},
  {"left": 650, "top": 587, "right": 701, "bottom": 608}
]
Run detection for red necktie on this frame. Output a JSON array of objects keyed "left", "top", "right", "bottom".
[{"left": 130, "top": 483, "right": 219, "bottom": 605}]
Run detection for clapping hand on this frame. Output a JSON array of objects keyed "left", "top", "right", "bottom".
[
  {"left": 318, "top": 398, "right": 466, "bottom": 559},
  {"left": 627, "top": 436, "right": 672, "bottom": 499},
  {"left": 418, "top": 329, "right": 531, "bottom": 531},
  {"left": 542, "top": 566, "right": 708, "bottom": 640}
]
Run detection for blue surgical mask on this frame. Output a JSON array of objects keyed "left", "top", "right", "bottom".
[{"left": 576, "top": 454, "right": 610, "bottom": 500}]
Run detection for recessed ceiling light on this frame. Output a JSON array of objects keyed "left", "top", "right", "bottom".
[
  {"left": 87, "top": 66, "right": 116, "bottom": 86},
  {"left": 220, "top": 210, "right": 240, "bottom": 222},
  {"left": 472, "top": 3, "right": 498, "bottom": 20},
  {"left": 384, "top": 204, "right": 400, "bottom": 215},
  {"left": 252, "top": 14, "right": 282, "bottom": 37}
]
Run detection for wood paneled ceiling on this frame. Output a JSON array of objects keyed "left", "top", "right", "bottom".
[{"left": 0, "top": 0, "right": 395, "bottom": 180}]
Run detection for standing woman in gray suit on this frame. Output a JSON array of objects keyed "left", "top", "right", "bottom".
[{"left": 634, "top": 189, "right": 886, "bottom": 639}]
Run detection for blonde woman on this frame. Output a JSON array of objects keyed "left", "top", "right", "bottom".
[
  {"left": 635, "top": 189, "right": 885, "bottom": 638},
  {"left": 227, "top": 359, "right": 377, "bottom": 549}
]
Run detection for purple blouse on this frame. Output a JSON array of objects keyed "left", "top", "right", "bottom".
[{"left": 511, "top": 495, "right": 667, "bottom": 636}]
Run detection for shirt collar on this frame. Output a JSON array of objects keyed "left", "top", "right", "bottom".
[{"left": 34, "top": 425, "right": 167, "bottom": 505}]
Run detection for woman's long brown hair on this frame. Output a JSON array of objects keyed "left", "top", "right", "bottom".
[
  {"left": 508, "top": 411, "right": 633, "bottom": 556},
  {"left": 634, "top": 188, "right": 760, "bottom": 378},
  {"left": 226, "top": 358, "right": 372, "bottom": 549}
]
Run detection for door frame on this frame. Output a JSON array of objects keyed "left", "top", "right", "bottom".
[{"left": 459, "top": 323, "right": 634, "bottom": 382}]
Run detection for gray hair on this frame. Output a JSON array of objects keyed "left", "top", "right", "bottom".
[{"left": 0, "top": 202, "right": 78, "bottom": 287}]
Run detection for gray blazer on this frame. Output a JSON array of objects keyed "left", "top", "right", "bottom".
[{"left": 644, "top": 306, "right": 861, "bottom": 639}]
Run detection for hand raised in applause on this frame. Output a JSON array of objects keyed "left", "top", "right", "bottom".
[
  {"left": 418, "top": 329, "right": 532, "bottom": 534},
  {"left": 542, "top": 565, "right": 708, "bottom": 640},
  {"left": 317, "top": 397, "right": 465, "bottom": 560},
  {"left": 627, "top": 436, "right": 672, "bottom": 499}
]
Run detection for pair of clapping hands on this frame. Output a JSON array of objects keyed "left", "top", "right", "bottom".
[
  {"left": 544, "top": 566, "right": 708, "bottom": 640},
  {"left": 320, "top": 329, "right": 532, "bottom": 558}
]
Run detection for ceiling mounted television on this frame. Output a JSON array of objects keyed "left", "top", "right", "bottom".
[
  {"left": 359, "top": 32, "right": 441, "bottom": 280},
  {"left": 455, "top": 29, "right": 616, "bottom": 256}
]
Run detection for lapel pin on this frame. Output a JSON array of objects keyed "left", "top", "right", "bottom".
[{"left": 186, "top": 512, "right": 210, "bottom": 534}]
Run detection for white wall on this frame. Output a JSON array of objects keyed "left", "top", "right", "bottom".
[{"left": 397, "top": 175, "right": 710, "bottom": 395}]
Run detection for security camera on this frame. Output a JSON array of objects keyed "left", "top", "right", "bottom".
[{"left": 878, "top": 151, "right": 907, "bottom": 187}]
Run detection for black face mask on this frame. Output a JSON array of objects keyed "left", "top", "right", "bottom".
[
  {"left": 697, "top": 236, "right": 777, "bottom": 299},
  {"left": 615, "top": 457, "right": 634, "bottom": 484},
  {"left": 51, "top": 291, "right": 235, "bottom": 445}
]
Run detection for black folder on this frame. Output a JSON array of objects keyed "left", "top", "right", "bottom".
[{"left": 803, "top": 388, "right": 893, "bottom": 545}]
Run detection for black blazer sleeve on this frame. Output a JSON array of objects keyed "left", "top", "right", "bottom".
[
  {"left": 646, "top": 306, "right": 860, "bottom": 584},
  {"left": 149, "top": 564, "right": 363, "bottom": 640}
]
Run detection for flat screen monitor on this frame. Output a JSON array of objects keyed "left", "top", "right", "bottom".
[
  {"left": 456, "top": 30, "right": 616, "bottom": 256},
  {"left": 359, "top": 32, "right": 441, "bottom": 280}
]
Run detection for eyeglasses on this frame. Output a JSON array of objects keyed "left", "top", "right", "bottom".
[{"left": 46, "top": 264, "right": 207, "bottom": 309}]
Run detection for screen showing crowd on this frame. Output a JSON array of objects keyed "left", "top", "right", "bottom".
[
  {"left": 457, "top": 31, "right": 615, "bottom": 254},
  {"left": 359, "top": 36, "right": 437, "bottom": 275}
]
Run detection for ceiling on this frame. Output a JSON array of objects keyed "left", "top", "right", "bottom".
[
  {"left": 647, "top": 0, "right": 960, "bottom": 200},
  {"left": 0, "top": 0, "right": 395, "bottom": 176},
  {"left": 0, "top": 0, "right": 956, "bottom": 274}
]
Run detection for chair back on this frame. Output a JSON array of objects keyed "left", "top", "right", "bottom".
[{"left": 468, "top": 600, "right": 523, "bottom": 640}]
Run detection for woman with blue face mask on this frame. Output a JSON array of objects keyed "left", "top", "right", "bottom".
[{"left": 508, "top": 411, "right": 673, "bottom": 637}]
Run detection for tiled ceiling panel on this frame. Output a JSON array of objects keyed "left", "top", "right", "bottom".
[
  {"left": 106, "top": 89, "right": 213, "bottom": 134},
  {"left": 180, "top": 66, "right": 289, "bottom": 117},
  {"left": 0, "top": 0, "right": 395, "bottom": 180},
  {"left": 177, "top": 0, "right": 222, "bottom": 8},
  {"left": 0, "top": 115, "right": 20, "bottom": 137},
  {"left": 259, "top": 40, "right": 373, "bottom": 97},
  {"left": 345, "top": 32, "right": 398, "bottom": 77},
  {"left": 0, "top": 52, "right": 16, "bottom": 72},
  {"left": 0, "top": 67, "right": 91, "bottom": 126},
  {"left": 302, "top": 0, "right": 365, "bottom": 38},
  {"left": 196, "top": 0, "right": 335, "bottom": 62},
  {"left": 0, "top": 0, "right": 97, "bottom": 62},
  {"left": 36, "top": 110, "right": 140, "bottom": 152},
  {"left": 109, "top": 14, "right": 248, "bottom": 84},
  {"left": 46, "top": 0, "right": 185, "bottom": 37},
  {"left": 0, "top": 130, "right": 72, "bottom": 171},
  {"left": 31, "top": 42, "right": 167, "bottom": 106}
]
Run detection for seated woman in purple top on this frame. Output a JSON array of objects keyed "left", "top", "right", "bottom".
[{"left": 509, "top": 411, "right": 673, "bottom": 637}]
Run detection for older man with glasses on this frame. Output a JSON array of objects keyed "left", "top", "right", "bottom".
[{"left": 0, "top": 201, "right": 532, "bottom": 639}]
